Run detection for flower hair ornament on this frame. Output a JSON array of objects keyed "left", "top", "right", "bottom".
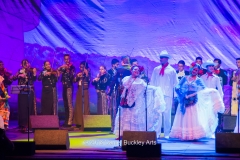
[{"left": 189, "top": 62, "right": 200, "bottom": 72}]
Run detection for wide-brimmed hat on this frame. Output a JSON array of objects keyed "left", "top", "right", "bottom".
[
  {"left": 202, "top": 59, "right": 215, "bottom": 69},
  {"left": 159, "top": 50, "right": 171, "bottom": 59}
]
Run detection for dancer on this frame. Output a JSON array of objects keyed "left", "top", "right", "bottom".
[
  {"left": 233, "top": 58, "right": 240, "bottom": 133},
  {"left": 0, "top": 76, "right": 10, "bottom": 129},
  {"left": 92, "top": 65, "right": 111, "bottom": 115},
  {"left": 201, "top": 60, "right": 224, "bottom": 133},
  {"left": 201, "top": 60, "right": 223, "bottom": 98},
  {"left": 114, "top": 65, "right": 166, "bottom": 138},
  {"left": 214, "top": 58, "right": 228, "bottom": 86},
  {"left": 73, "top": 61, "right": 90, "bottom": 129},
  {"left": 108, "top": 59, "right": 119, "bottom": 131},
  {"left": 130, "top": 59, "right": 149, "bottom": 83},
  {"left": 169, "top": 62, "right": 225, "bottom": 140},
  {"left": 0, "top": 61, "right": 13, "bottom": 89},
  {"left": 58, "top": 54, "right": 75, "bottom": 128},
  {"left": 150, "top": 50, "right": 178, "bottom": 138},
  {"left": 13, "top": 59, "right": 37, "bottom": 131},
  {"left": 195, "top": 57, "right": 207, "bottom": 76},
  {"left": 38, "top": 61, "right": 58, "bottom": 115}
]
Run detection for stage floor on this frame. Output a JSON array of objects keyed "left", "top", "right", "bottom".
[{"left": 5, "top": 121, "right": 240, "bottom": 159}]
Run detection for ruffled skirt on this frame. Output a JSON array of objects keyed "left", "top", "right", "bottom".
[{"left": 170, "top": 88, "right": 225, "bottom": 140}]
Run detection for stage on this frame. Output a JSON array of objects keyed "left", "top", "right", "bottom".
[{"left": 4, "top": 121, "right": 240, "bottom": 160}]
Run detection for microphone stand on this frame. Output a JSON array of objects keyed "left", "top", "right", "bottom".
[
  {"left": 113, "top": 73, "right": 123, "bottom": 150},
  {"left": 26, "top": 71, "right": 31, "bottom": 142},
  {"left": 118, "top": 73, "right": 123, "bottom": 148},
  {"left": 144, "top": 79, "right": 149, "bottom": 131}
]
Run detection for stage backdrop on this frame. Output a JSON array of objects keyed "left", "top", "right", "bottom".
[{"left": 4, "top": 0, "right": 240, "bottom": 119}]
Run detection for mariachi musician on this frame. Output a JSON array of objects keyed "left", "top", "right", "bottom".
[
  {"left": 0, "top": 61, "right": 13, "bottom": 89},
  {"left": 73, "top": 61, "right": 91, "bottom": 130},
  {"left": 13, "top": 59, "right": 37, "bottom": 132},
  {"left": 58, "top": 54, "right": 75, "bottom": 129},
  {"left": 38, "top": 61, "right": 58, "bottom": 115}
]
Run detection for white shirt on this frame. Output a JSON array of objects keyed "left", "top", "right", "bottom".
[
  {"left": 201, "top": 73, "right": 224, "bottom": 98},
  {"left": 150, "top": 64, "right": 178, "bottom": 97}
]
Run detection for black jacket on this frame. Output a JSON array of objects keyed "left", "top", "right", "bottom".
[
  {"left": 176, "top": 70, "right": 189, "bottom": 80},
  {"left": 215, "top": 68, "right": 228, "bottom": 86},
  {"left": 108, "top": 67, "right": 131, "bottom": 95},
  {"left": 92, "top": 73, "right": 111, "bottom": 91},
  {"left": 58, "top": 65, "right": 75, "bottom": 88}
]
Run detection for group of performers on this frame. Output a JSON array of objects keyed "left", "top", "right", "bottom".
[{"left": 0, "top": 52, "right": 239, "bottom": 140}]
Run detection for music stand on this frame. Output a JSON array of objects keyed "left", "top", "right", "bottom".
[{"left": 11, "top": 85, "right": 32, "bottom": 142}]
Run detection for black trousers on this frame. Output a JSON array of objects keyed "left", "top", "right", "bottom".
[{"left": 18, "top": 91, "right": 35, "bottom": 127}]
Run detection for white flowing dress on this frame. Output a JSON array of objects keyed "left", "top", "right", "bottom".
[
  {"left": 169, "top": 76, "right": 225, "bottom": 140},
  {"left": 114, "top": 76, "right": 166, "bottom": 137}
]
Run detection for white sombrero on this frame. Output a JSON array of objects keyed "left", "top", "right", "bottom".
[
  {"left": 159, "top": 50, "right": 171, "bottom": 59},
  {"left": 202, "top": 59, "right": 215, "bottom": 69}
]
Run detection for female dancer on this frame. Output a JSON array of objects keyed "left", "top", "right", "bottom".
[
  {"left": 114, "top": 65, "right": 166, "bottom": 138},
  {"left": 0, "top": 76, "right": 10, "bottom": 129},
  {"left": 170, "top": 62, "right": 225, "bottom": 140}
]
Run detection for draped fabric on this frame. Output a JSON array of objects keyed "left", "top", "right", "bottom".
[
  {"left": 114, "top": 77, "right": 166, "bottom": 137},
  {"left": 23, "top": 0, "right": 240, "bottom": 69}
]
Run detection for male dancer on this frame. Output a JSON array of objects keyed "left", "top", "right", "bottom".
[
  {"left": 214, "top": 58, "right": 228, "bottom": 86},
  {"left": 201, "top": 60, "right": 223, "bottom": 98},
  {"left": 150, "top": 50, "right": 178, "bottom": 138},
  {"left": 201, "top": 60, "right": 224, "bottom": 133},
  {"left": 58, "top": 54, "right": 75, "bottom": 129}
]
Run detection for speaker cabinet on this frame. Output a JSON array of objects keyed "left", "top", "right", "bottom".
[
  {"left": 222, "top": 115, "right": 236, "bottom": 131},
  {"left": 34, "top": 130, "right": 70, "bottom": 150},
  {"left": 216, "top": 133, "right": 240, "bottom": 153},
  {"left": 30, "top": 115, "right": 59, "bottom": 129},
  {"left": 122, "top": 131, "right": 157, "bottom": 150},
  {"left": 83, "top": 115, "right": 111, "bottom": 131}
]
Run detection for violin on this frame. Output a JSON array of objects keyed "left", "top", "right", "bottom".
[
  {"left": 43, "top": 69, "right": 58, "bottom": 76},
  {"left": 22, "top": 67, "right": 37, "bottom": 74},
  {"left": 0, "top": 68, "right": 12, "bottom": 77},
  {"left": 59, "top": 63, "right": 73, "bottom": 71}
]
